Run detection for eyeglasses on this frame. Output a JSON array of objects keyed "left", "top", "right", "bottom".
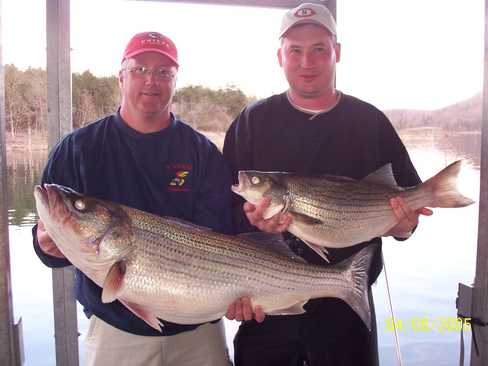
[{"left": 125, "top": 65, "right": 176, "bottom": 80}]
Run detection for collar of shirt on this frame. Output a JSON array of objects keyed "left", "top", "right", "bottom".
[
  {"left": 114, "top": 109, "right": 177, "bottom": 139},
  {"left": 286, "top": 91, "right": 343, "bottom": 120},
  {"left": 113, "top": 109, "right": 178, "bottom": 164}
]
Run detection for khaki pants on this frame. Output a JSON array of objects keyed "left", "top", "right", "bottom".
[{"left": 84, "top": 315, "right": 231, "bottom": 366}]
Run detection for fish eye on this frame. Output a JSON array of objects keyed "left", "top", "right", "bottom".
[
  {"left": 251, "top": 176, "right": 260, "bottom": 185},
  {"left": 74, "top": 199, "right": 86, "bottom": 211}
]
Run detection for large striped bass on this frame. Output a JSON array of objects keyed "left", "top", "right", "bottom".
[
  {"left": 232, "top": 160, "right": 474, "bottom": 260},
  {"left": 34, "top": 184, "right": 376, "bottom": 332}
]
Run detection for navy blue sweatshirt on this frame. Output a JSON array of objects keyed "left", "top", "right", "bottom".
[{"left": 33, "top": 111, "right": 233, "bottom": 336}]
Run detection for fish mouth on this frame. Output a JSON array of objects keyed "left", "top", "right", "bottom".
[
  {"left": 34, "top": 185, "right": 48, "bottom": 206},
  {"left": 34, "top": 184, "right": 74, "bottom": 222},
  {"left": 231, "top": 183, "right": 242, "bottom": 194},
  {"left": 232, "top": 171, "right": 251, "bottom": 194}
]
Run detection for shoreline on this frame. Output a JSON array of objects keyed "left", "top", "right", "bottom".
[{"left": 4, "top": 128, "right": 481, "bottom": 154}]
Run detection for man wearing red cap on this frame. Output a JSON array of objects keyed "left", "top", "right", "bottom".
[
  {"left": 224, "top": 3, "right": 431, "bottom": 366},
  {"left": 33, "top": 32, "right": 232, "bottom": 366}
]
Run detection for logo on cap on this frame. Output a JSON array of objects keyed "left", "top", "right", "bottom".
[
  {"left": 295, "top": 8, "right": 316, "bottom": 18},
  {"left": 141, "top": 37, "right": 171, "bottom": 49},
  {"left": 147, "top": 32, "right": 160, "bottom": 39}
]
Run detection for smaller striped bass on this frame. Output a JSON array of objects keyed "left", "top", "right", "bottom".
[{"left": 232, "top": 160, "right": 474, "bottom": 260}]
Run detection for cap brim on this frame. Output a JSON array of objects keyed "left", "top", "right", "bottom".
[
  {"left": 279, "top": 19, "right": 335, "bottom": 38},
  {"left": 122, "top": 48, "right": 179, "bottom": 67}
]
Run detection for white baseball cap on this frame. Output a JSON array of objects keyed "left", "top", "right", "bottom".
[{"left": 279, "top": 3, "right": 337, "bottom": 38}]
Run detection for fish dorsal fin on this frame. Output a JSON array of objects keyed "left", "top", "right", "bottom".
[
  {"left": 162, "top": 216, "right": 213, "bottom": 232},
  {"left": 102, "top": 261, "right": 126, "bottom": 303},
  {"left": 362, "top": 164, "right": 401, "bottom": 189},
  {"left": 239, "top": 232, "right": 306, "bottom": 264}
]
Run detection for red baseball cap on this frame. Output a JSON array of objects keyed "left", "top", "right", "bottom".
[{"left": 122, "top": 32, "right": 179, "bottom": 66}]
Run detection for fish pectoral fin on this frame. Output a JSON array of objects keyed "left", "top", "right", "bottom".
[
  {"left": 267, "top": 301, "right": 307, "bottom": 316},
  {"left": 263, "top": 203, "right": 285, "bottom": 220},
  {"left": 292, "top": 213, "right": 322, "bottom": 226},
  {"left": 281, "top": 194, "right": 291, "bottom": 215},
  {"left": 302, "top": 240, "right": 330, "bottom": 263},
  {"left": 101, "top": 261, "right": 126, "bottom": 303},
  {"left": 119, "top": 300, "right": 164, "bottom": 333}
]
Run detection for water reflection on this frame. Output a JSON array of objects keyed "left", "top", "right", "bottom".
[
  {"left": 5, "top": 131, "right": 481, "bottom": 366},
  {"left": 7, "top": 150, "right": 46, "bottom": 226},
  {"left": 402, "top": 129, "right": 481, "bottom": 168},
  {"left": 443, "top": 133, "right": 481, "bottom": 168},
  {"left": 373, "top": 132, "right": 480, "bottom": 365}
]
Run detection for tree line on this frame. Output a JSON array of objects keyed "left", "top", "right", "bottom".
[{"left": 4, "top": 64, "right": 255, "bottom": 138}]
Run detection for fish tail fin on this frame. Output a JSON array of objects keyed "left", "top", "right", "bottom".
[
  {"left": 422, "top": 160, "right": 474, "bottom": 208},
  {"left": 339, "top": 244, "right": 376, "bottom": 331}
]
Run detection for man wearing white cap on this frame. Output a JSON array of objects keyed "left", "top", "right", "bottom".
[
  {"left": 224, "top": 3, "right": 431, "bottom": 365},
  {"left": 34, "top": 31, "right": 232, "bottom": 366}
]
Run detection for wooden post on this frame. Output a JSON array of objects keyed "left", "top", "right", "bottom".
[
  {"left": 46, "top": 1, "right": 79, "bottom": 365},
  {"left": 0, "top": 0, "right": 22, "bottom": 363},
  {"left": 470, "top": 0, "right": 488, "bottom": 364}
]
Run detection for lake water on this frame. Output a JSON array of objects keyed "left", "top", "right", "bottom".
[{"left": 5, "top": 131, "right": 481, "bottom": 366}]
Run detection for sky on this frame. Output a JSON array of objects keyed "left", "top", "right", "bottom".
[{"left": 1, "top": 0, "right": 484, "bottom": 110}]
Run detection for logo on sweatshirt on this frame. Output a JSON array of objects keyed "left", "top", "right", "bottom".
[{"left": 167, "top": 164, "right": 192, "bottom": 192}]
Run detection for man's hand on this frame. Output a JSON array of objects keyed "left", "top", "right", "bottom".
[
  {"left": 244, "top": 197, "right": 293, "bottom": 234},
  {"left": 385, "top": 197, "right": 433, "bottom": 238},
  {"left": 37, "top": 219, "right": 65, "bottom": 258},
  {"left": 226, "top": 297, "right": 265, "bottom": 323}
]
